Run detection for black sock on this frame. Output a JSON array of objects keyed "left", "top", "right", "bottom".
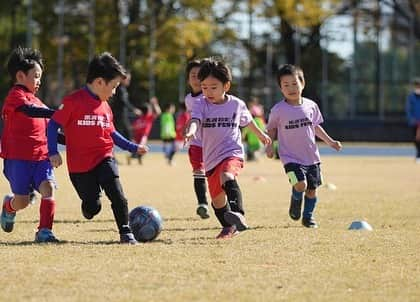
[
  {"left": 193, "top": 176, "right": 208, "bottom": 205},
  {"left": 222, "top": 179, "right": 244, "bottom": 215},
  {"left": 212, "top": 203, "right": 231, "bottom": 227}
]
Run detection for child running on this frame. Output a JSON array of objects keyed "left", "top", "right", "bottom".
[
  {"left": 184, "top": 59, "right": 210, "bottom": 219},
  {"left": 47, "top": 52, "right": 148, "bottom": 244},
  {"left": 1, "top": 46, "right": 61, "bottom": 242},
  {"left": 265, "top": 64, "right": 342, "bottom": 228},
  {"left": 184, "top": 57, "right": 271, "bottom": 239}
]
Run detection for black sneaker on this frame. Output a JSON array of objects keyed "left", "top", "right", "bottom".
[
  {"left": 302, "top": 217, "right": 318, "bottom": 228},
  {"left": 289, "top": 197, "right": 302, "bottom": 220},
  {"left": 196, "top": 204, "right": 210, "bottom": 219}
]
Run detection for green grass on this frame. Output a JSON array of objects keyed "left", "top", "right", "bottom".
[{"left": 1, "top": 152, "right": 419, "bottom": 302}]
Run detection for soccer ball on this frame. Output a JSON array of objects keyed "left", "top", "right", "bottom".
[{"left": 129, "top": 206, "right": 163, "bottom": 242}]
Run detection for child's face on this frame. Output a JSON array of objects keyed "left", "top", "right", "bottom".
[
  {"left": 16, "top": 63, "right": 42, "bottom": 94},
  {"left": 279, "top": 74, "right": 304, "bottom": 103},
  {"left": 96, "top": 77, "right": 122, "bottom": 102},
  {"left": 201, "top": 75, "right": 230, "bottom": 104},
  {"left": 188, "top": 67, "right": 201, "bottom": 93}
]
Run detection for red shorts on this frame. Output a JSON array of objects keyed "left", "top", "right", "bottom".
[
  {"left": 188, "top": 145, "right": 204, "bottom": 171},
  {"left": 206, "top": 157, "right": 243, "bottom": 199}
]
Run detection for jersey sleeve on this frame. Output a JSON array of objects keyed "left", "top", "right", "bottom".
[
  {"left": 2, "top": 89, "right": 27, "bottom": 115},
  {"left": 239, "top": 102, "right": 253, "bottom": 127},
  {"left": 190, "top": 98, "right": 202, "bottom": 122},
  {"left": 266, "top": 105, "right": 279, "bottom": 131},
  {"left": 51, "top": 98, "right": 73, "bottom": 127},
  {"left": 312, "top": 102, "right": 324, "bottom": 126}
]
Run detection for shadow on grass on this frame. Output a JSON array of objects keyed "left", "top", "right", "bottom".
[{"left": 13, "top": 219, "right": 116, "bottom": 224}]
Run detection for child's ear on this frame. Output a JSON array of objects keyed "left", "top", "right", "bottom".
[
  {"left": 15, "top": 70, "right": 26, "bottom": 83},
  {"left": 224, "top": 81, "right": 231, "bottom": 92}
]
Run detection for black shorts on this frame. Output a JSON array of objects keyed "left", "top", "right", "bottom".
[
  {"left": 284, "top": 162, "right": 322, "bottom": 190},
  {"left": 69, "top": 157, "right": 120, "bottom": 203}
]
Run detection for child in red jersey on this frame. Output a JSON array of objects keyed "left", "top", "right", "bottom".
[
  {"left": 130, "top": 96, "right": 161, "bottom": 164},
  {"left": 1, "top": 46, "right": 61, "bottom": 243},
  {"left": 175, "top": 102, "right": 190, "bottom": 151},
  {"left": 47, "top": 52, "right": 148, "bottom": 244}
]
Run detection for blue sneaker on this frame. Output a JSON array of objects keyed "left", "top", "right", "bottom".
[
  {"left": 35, "top": 228, "right": 60, "bottom": 243},
  {"left": 1, "top": 194, "right": 16, "bottom": 233},
  {"left": 120, "top": 232, "right": 138, "bottom": 245}
]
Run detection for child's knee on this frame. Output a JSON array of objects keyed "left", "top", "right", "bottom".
[{"left": 294, "top": 181, "right": 307, "bottom": 192}]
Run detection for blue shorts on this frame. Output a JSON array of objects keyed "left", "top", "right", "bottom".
[
  {"left": 284, "top": 162, "right": 322, "bottom": 190},
  {"left": 3, "top": 159, "right": 56, "bottom": 195}
]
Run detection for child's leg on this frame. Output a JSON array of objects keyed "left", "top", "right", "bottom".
[
  {"left": 69, "top": 173, "right": 102, "bottom": 220},
  {"left": 37, "top": 180, "right": 56, "bottom": 231},
  {"left": 303, "top": 189, "right": 317, "bottom": 219},
  {"left": 289, "top": 181, "right": 305, "bottom": 220},
  {"left": 211, "top": 193, "right": 231, "bottom": 227},
  {"left": 221, "top": 174, "right": 244, "bottom": 214},
  {"left": 101, "top": 177, "right": 131, "bottom": 235}
]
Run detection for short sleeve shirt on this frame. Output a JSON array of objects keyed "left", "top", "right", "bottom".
[
  {"left": 185, "top": 92, "right": 202, "bottom": 147},
  {"left": 0, "top": 85, "right": 49, "bottom": 160},
  {"left": 191, "top": 94, "right": 252, "bottom": 171},
  {"left": 266, "top": 97, "right": 324, "bottom": 165},
  {"left": 51, "top": 88, "right": 115, "bottom": 173}
]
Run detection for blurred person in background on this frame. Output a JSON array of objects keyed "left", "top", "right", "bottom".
[{"left": 406, "top": 77, "right": 420, "bottom": 163}]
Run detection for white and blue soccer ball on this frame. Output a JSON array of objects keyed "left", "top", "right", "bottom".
[{"left": 129, "top": 206, "right": 163, "bottom": 242}]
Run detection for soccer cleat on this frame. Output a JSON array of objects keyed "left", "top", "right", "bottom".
[
  {"left": 196, "top": 204, "right": 210, "bottom": 219},
  {"left": 35, "top": 228, "right": 60, "bottom": 243},
  {"left": 1, "top": 195, "right": 16, "bottom": 233},
  {"left": 224, "top": 211, "right": 249, "bottom": 231},
  {"left": 120, "top": 232, "right": 138, "bottom": 245},
  {"left": 302, "top": 217, "right": 319, "bottom": 228},
  {"left": 289, "top": 196, "right": 302, "bottom": 220},
  {"left": 216, "top": 226, "right": 239, "bottom": 239}
]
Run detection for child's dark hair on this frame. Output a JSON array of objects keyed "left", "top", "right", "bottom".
[
  {"left": 276, "top": 64, "right": 305, "bottom": 86},
  {"left": 178, "top": 102, "right": 187, "bottom": 111},
  {"left": 7, "top": 46, "right": 44, "bottom": 83},
  {"left": 198, "top": 57, "right": 232, "bottom": 84},
  {"left": 138, "top": 103, "right": 150, "bottom": 115},
  {"left": 186, "top": 59, "right": 201, "bottom": 76},
  {"left": 86, "top": 52, "right": 127, "bottom": 84}
]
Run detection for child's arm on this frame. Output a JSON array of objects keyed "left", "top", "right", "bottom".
[
  {"left": 183, "top": 118, "right": 200, "bottom": 145},
  {"left": 17, "top": 104, "right": 55, "bottom": 118},
  {"left": 47, "top": 119, "right": 63, "bottom": 168},
  {"left": 111, "top": 131, "right": 149, "bottom": 155},
  {"left": 245, "top": 120, "right": 272, "bottom": 146},
  {"left": 315, "top": 125, "right": 342, "bottom": 151},
  {"left": 150, "top": 97, "right": 162, "bottom": 116},
  {"left": 265, "top": 128, "right": 277, "bottom": 158}
]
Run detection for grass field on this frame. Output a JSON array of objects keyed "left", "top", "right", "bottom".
[{"left": 1, "top": 151, "right": 419, "bottom": 302}]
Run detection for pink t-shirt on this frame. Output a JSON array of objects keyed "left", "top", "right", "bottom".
[
  {"left": 185, "top": 92, "right": 202, "bottom": 147},
  {"left": 266, "top": 97, "right": 323, "bottom": 166},
  {"left": 191, "top": 94, "right": 252, "bottom": 171}
]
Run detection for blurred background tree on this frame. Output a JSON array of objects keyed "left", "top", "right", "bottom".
[{"left": 0, "top": 0, "right": 419, "bottom": 140}]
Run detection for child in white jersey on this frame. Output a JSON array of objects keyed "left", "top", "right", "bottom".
[
  {"left": 184, "top": 57, "right": 271, "bottom": 239},
  {"left": 184, "top": 59, "right": 209, "bottom": 219},
  {"left": 265, "top": 64, "right": 342, "bottom": 228}
]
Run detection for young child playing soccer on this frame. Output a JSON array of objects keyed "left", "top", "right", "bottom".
[
  {"left": 184, "top": 59, "right": 210, "bottom": 219},
  {"left": 184, "top": 57, "right": 271, "bottom": 239},
  {"left": 1, "top": 46, "right": 61, "bottom": 243},
  {"left": 47, "top": 52, "right": 148, "bottom": 244},
  {"left": 265, "top": 64, "right": 342, "bottom": 228}
]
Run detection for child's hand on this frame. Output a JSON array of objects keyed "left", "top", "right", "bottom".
[
  {"left": 259, "top": 133, "right": 272, "bottom": 146},
  {"left": 330, "top": 140, "right": 342, "bottom": 151},
  {"left": 137, "top": 144, "right": 149, "bottom": 155},
  {"left": 266, "top": 144, "right": 274, "bottom": 158},
  {"left": 50, "top": 154, "right": 62, "bottom": 168}
]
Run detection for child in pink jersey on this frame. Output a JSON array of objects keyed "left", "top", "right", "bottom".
[
  {"left": 266, "top": 64, "right": 342, "bottom": 228},
  {"left": 184, "top": 58, "right": 271, "bottom": 239}
]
